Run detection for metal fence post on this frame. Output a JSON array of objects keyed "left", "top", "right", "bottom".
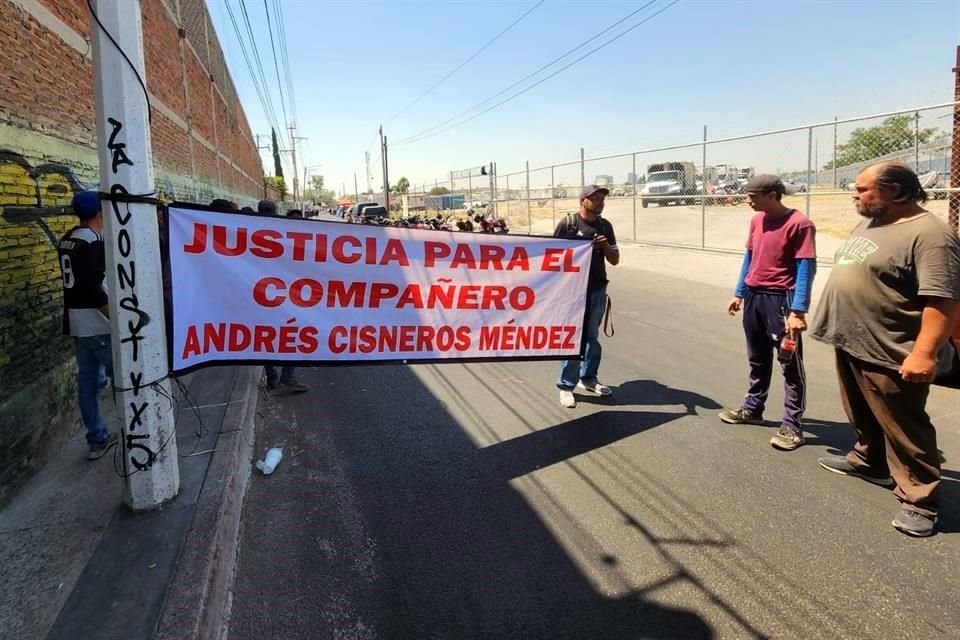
[
  {"left": 631, "top": 152, "right": 637, "bottom": 242},
  {"left": 551, "top": 165, "right": 556, "bottom": 229},
  {"left": 950, "top": 45, "right": 960, "bottom": 231},
  {"left": 914, "top": 111, "right": 920, "bottom": 170},
  {"left": 505, "top": 174, "right": 510, "bottom": 219},
  {"left": 450, "top": 171, "right": 455, "bottom": 209},
  {"left": 526, "top": 161, "right": 531, "bottom": 234},
  {"left": 833, "top": 116, "right": 838, "bottom": 188},
  {"left": 468, "top": 172, "right": 473, "bottom": 206},
  {"left": 806, "top": 126, "right": 813, "bottom": 218},
  {"left": 701, "top": 125, "right": 707, "bottom": 249},
  {"left": 580, "top": 147, "right": 585, "bottom": 189}
]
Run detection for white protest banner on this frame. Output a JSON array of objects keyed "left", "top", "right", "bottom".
[{"left": 166, "top": 206, "right": 592, "bottom": 372}]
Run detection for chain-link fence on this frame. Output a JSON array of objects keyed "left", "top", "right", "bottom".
[{"left": 415, "top": 102, "right": 957, "bottom": 261}]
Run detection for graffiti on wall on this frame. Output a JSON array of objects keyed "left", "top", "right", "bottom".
[
  {"left": 0, "top": 149, "right": 183, "bottom": 248},
  {"left": 0, "top": 149, "right": 92, "bottom": 246}
]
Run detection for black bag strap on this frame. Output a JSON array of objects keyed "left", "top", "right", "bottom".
[{"left": 602, "top": 294, "right": 614, "bottom": 337}]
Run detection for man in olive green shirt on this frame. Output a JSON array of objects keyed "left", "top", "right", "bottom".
[{"left": 810, "top": 162, "right": 960, "bottom": 538}]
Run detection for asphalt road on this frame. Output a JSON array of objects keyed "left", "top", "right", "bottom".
[{"left": 227, "top": 245, "right": 960, "bottom": 640}]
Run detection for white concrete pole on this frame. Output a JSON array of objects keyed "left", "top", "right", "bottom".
[{"left": 90, "top": 0, "right": 179, "bottom": 510}]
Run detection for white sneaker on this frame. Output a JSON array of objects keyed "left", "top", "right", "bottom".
[
  {"left": 575, "top": 381, "right": 612, "bottom": 396},
  {"left": 559, "top": 389, "right": 577, "bottom": 408}
]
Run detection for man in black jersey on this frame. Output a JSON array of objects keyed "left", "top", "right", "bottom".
[
  {"left": 553, "top": 185, "right": 620, "bottom": 408},
  {"left": 58, "top": 191, "right": 118, "bottom": 460}
]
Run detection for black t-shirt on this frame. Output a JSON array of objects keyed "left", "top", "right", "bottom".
[
  {"left": 58, "top": 225, "right": 108, "bottom": 335},
  {"left": 553, "top": 214, "right": 617, "bottom": 291}
]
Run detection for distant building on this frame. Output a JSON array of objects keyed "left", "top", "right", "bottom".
[
  {"left": 594, "top": 174, "right": 614, "bottom": 186},
  {"left": 627, "top": 172, "right": 637, "bottom": 185}
]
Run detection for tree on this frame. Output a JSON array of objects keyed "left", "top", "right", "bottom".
[
  {"left": 824, "top": 115, "right": 937, "bottom": 170},
  {"left": 395, "top": 177, "right": 410, "bottom": 194},
  {"left": 310, "top": 174, "right": 325, "bottom": 193},
  {"left": 271, "top": 128, "right": 284, "bottom": 178},
  {"left": 429, "top": 186, "right": 450, "bottom": 195},
  {"left": 317, "top": 189, "right": 337, "bottom": 207},
  {"left": 263, "top": 175, "right": 286, "bottom": 199}
]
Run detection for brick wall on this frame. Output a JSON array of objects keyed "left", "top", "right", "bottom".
[{"left": 0, "top": 0, "right": 268, "bottom": 504}]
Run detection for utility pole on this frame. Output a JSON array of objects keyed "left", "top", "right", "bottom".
[
  {"left": 286, "top": 126, "right": 308, "bottom": 208},
  {"left": 302, "top": 164, "right": 308, "bottom": 206},
  {"left": 949, "top": 45, "right": 959, "bottom": 231},
  {"left": 365, "top": 150, "right": 373, "bottom": 194},
  {"left": 90, "top": 0, "right": 178, "bottom": 511},
  {"left": 287, "top": 124, "right": 299, "bottom": 207},
  {"left": 380, "top": 125, "right": 390, "bottom": 210},
  {"left": 354, "top": 172, "right": 359, "bottom": 204}
]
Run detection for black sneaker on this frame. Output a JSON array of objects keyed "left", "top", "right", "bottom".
[
  {"left": 718, "top": 406, "right": 764, "bottom": 425},
  {"left": 817, "top": 455, "right": 895, "bottom": 487},
  {"left": 278, "top": 378, "right": 308, "bottom": 393},
  {"left": 892, "top": 509, "right": 936, "bottom": 537},
  {"left": 88, "top": 432, "right": 119, "bottom": 461}
]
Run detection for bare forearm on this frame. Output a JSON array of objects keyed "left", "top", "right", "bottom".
[{"left": 913, "top": 298, "right": 959, "bottom": 358}]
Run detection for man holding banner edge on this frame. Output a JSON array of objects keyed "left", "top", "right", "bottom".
[{"left": 554, "top": 184, "right": 619, "bottom": 408}]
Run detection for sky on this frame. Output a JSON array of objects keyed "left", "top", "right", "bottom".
[{"left": 207, "top": 0, "right": 960, "bottom": 197}]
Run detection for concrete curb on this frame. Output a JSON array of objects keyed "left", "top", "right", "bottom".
[{"left": 155, "top": 366, "right": 261, "bottom": 640}]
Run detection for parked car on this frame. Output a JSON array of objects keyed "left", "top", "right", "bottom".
[
  {"left": 348, "top": 201, "right": 380, "bottom": 219},
  {"left": 359, "top": 205, "right": 389, "bottom": 223},
  {"left": 780, "top": 180, "right": 807, "bottom": 195}
]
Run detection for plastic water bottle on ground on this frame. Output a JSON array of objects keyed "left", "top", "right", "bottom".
[{"left": 256, "top": 447, "right": 283, "bottom": 475}]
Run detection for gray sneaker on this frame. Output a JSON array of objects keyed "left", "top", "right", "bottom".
[
  {"left": 575, "top": 381, "right": 613, "bottom": 396},
  {"left": 817, "top": 455, "right": 895, "bottom": 487},
  {"left": 88, "top": 432, "right": 119, "bottom": 461},
  {"left": 892, "top": 509, "right": 936, "bottom": 537},
  {"left": 718, "top": 406, "right": 764, "bottom": 425},
  {"left": 770, "top": 426, "right": 805, "bottom": 451}
]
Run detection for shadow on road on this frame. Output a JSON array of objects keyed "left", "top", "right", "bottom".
[
  {"left": 581, "top": 379, "right": 723, "bottom": 414},
  {"left": 233, "top": 365, "right": 721, "bottom": 640},
  {"left": 342, "top": 367, "right": 717, "bottom": 639}
]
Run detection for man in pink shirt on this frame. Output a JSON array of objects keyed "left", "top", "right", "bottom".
[{"left": 721, "top": 175, "right": 817, "bottom": 450}]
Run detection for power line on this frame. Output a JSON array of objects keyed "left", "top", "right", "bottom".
[
  {"left": 223, "top": 0, "right": 282, "bottom": 132},
  {"left": 263, "top": 0, "right": 290, "bottom": 128},
  {"left": 394, "top": 0, "right": 665, "bottom": 145},
  {"left": 275, "top": 0, "right": 298, "bottom": 127},
  {"left": 236, "top": 0, "right": 282, "bottom": 132},
  {"left": 223, "top": 0, "right": 282, "bottom": 137},
  {"left": 385, "top": 0, "right": 545, "bottom": 124},
  {"left": 235, "top": 0, "right": 292, "bottom": 176}
]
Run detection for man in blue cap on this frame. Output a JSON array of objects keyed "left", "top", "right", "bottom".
[
  {"left": 554, "top": 184, "right": 619, "bottom": 408},
  {"left": 58, "top": 191, "right": 118, "bottom": 459}
]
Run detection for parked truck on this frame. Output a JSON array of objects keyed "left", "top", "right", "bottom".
[
  {"left": 714, "top": 163, "right": 739, "bottom": 187},
  {"left": 697, "top": 165, "right": 719, "bottom": 191},
  {"left": 640, "top": 161, "right": 698, "bottom": 208},
  {"left": 737, "top": 166, "right": 755, "bottom": 186}
]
